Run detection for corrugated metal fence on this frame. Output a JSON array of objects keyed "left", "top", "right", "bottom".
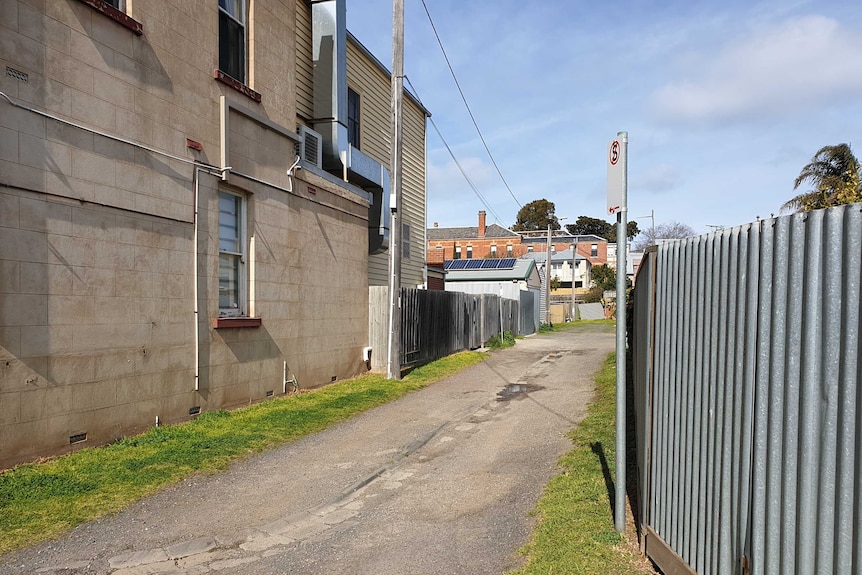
[{"left": 632, "top": 204, "right": 862, "bottom": 575}]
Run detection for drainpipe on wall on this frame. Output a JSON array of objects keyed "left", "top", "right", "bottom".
[{"left": 193, "top": 165, "right": 231, "bottom": 392}]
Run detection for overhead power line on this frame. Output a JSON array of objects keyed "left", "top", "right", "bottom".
[
  {"left": 405, "top": 77, "right": 505, "bottom": 224},
  {"left": 418, "top": 0, "right": 522, "bottom": 209}
]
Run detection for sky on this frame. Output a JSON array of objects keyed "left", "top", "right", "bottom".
[{"left": 345, "top": 0, "right": 862, "bottom": 238}]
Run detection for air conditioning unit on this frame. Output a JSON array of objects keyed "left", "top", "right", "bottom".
[{"left": 297, "top": 125, "right": 323, "bottom": 168}]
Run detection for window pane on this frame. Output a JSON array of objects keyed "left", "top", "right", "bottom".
[
  {"left": 219, "top": 193, "right": 240, "bottom": 252},
  {"left": 219, "top": 11, "right": 245, "bottom": 81},
  {"left": 219, "top": 0, "right": 241, "bottom": 19},
  {"left": 347, "top": 88, "right": 360, "bottom": 148},
  {"left": 219, "top": 253, "right": 240, "bottom": 311}
]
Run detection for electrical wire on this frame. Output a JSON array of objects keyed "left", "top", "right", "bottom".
[
  {"left": 430, "top": 117, "right": 505, "bottom": 224},
  {"left": 418, "top": 0, "right": 522, "bottom": 209},
  {"left": 405, "top": 77, "right": 505, "bottom": 224}
]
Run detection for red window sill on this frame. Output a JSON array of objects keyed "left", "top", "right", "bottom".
[
  {"left": 213, "top": 317, "right": 262, "bottom": 329},
  {"left": 75, "top": 0, "right": 143, "bottom": 35},
  {"left": 214, "top": 70, "right": 262, "bottom": 103}
]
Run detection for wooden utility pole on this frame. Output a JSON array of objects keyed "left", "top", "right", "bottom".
[{"left": 386, "top": 0, "right": 404, "bottom": 380}]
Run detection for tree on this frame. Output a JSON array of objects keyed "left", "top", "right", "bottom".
[
  {"left": 783, "top": 143, "right": 862, "bottom": 213},
  {"left": 590, "top": 264, "right": 617, "bottom": 291},
  {"left": 565, "top": 216, "right": 639, "bottom": 241},
  {"left": 632, "top": 221, "right": 697, "bottom": 251},
  {"left": 512, "top": 199, "right": 559, "bottom": 231},
  {"left": 583, "top": 264, "right": 631, "bottom": 303}
]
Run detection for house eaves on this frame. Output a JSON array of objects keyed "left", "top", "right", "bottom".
[{"left": 346, "top": 31, "right": 431, "bottom": 118}]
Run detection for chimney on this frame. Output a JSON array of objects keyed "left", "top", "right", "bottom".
[
  {"left": 434, "top": 222, "right": 438, "bottom": 228},
  {"left": 478, "top": 211, "right": 486, "bottom": 238}
]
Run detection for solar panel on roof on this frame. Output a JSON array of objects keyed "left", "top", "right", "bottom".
[{"left": 445, "top": 258, "right": 517, "bottom": 272}]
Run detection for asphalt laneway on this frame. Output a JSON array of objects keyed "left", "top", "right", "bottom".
[{"left": 0, "top": 324, "right": 615, "bottom": 575}]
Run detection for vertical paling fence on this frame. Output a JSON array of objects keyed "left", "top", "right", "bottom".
[
  {"left": 632, "top": 204, "right": 862, "bottom": 575},
  {"left": 520, "top": 290, "right": 537, "bottom": 335},
  {"left": 398, "top": 288, "right": 521, "bottom": 367}
]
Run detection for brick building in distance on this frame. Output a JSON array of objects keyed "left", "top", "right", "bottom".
[{"left": 427, "top": 211, "right": 610, "bottom": 267}]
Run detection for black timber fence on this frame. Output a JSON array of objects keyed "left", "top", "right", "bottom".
[
  {"left": 369, "top": 287, "right": 525, "bottom": 371},
  {"left": 400, "top": 288, "right": 519, "bottom": 367}
]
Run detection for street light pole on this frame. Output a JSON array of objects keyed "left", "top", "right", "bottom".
[{"left": 635, "top": 209, "right": 654, "bottom": 245}]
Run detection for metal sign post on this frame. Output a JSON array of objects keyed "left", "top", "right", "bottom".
[{"left": 607, "top": 132, "right": 628, "bottom": 533}]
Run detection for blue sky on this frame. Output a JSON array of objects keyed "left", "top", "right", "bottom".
[{"left": 346, "top": 0, "right": 862, "bottom": 237}]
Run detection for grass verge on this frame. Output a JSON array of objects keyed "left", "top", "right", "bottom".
[
  {"left": 541, "top": 319, "right": 615, "bottom": 333},
  {"left": 0, "top": 351, "right": 487, "bottom": 556},
  {"left": 510, "top": 352, "right": 648, "bottom": 575}
]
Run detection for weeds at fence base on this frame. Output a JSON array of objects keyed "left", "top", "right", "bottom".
[{"left": 485, "top": 330, "right": 516, "bottom": 349}]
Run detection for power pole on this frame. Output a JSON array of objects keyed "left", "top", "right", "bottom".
[{"left": 386, "top": 0, "right": 404, "bottom": 380}]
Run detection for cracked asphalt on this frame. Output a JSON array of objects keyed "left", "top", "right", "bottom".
[{"left": 0, "top": 324, "right": 615, "bottom": 575}]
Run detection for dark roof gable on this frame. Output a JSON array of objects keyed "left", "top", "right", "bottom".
[{"left": 427, "top": 223, "right": 518, "bottom": 241}]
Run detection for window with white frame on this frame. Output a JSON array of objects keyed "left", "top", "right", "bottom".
[
  {"left": 218, "top": 191, "right": 247, "bottom": 316},
  {"left": 466, "top": 245, "right": 473, "bottom": 259},
  {"left": 591, "top": 243, "right": 598, "bottom": 257},
  {"left": 490, "top": 244, "right": 497, "bottom": 257},
  {"left": 454, "top": 245, "right": 461, "bottom": 259},
  {"left": 219, "top": 0, "right": 246, "bottom": 83},
  {"left": 506, "top": 244, "right": 513, "bottom": 257}
]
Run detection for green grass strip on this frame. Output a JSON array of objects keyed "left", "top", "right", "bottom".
[
  {"left": 510, "top": 352, "right": 644, "bottom": 575},
  {"left": 0, "top": 351, "right": 487, "bottom": 556}
]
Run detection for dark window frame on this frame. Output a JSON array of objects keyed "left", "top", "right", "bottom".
[
  {"left": 347, "top": 88, "right": 361, "bottom": 148},
  {"left": 218, "top": 0, "right": 246, "bottom": 84}
]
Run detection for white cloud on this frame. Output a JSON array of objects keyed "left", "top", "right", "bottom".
[
  {"left": 634, "top": 164, "right": 682, "bottom": 193},
  {"left": 651, "top": 15, "right": 862, "bottom": 125}
]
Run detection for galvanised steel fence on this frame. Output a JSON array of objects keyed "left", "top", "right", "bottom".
[{"left": 632, "top": 204, "right": 862, "bottom": 575}]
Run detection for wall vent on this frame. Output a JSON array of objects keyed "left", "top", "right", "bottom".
[
  {"left": 69, "top": 432, "right": 87, "bottom": 444},
  {"left": 6, "top": 67, "right": 28, "bottom": 82},
  {"left": 189, "top": 406, "right": 201, "bottom": 416},
  {"left": 297, "top": 125, "right": 323, "bottom": 168},
  {"left": 265, "top": 390, "right": 274, "bottom": 397}
]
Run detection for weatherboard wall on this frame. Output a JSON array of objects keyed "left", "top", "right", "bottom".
[{"left": 346, "top": 38, "right": 427, "bottom": 288}]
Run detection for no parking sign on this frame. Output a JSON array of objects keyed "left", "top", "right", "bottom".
[{"left": 607, "top": 136, "right": 626, "bottom": 215}]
